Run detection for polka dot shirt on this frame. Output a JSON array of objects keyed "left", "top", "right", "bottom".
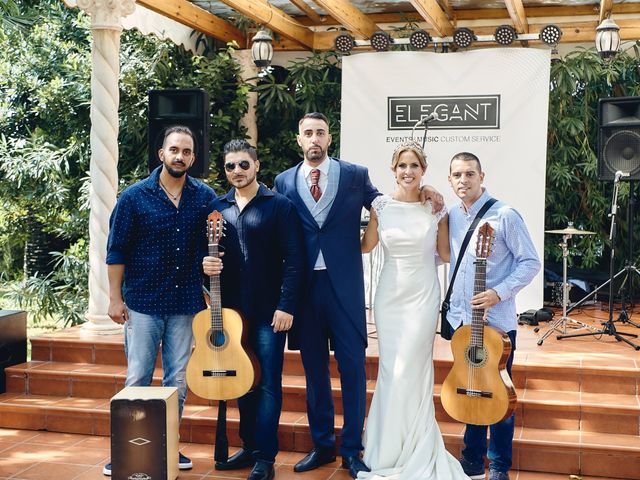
[{"left": 106, "top": 166, "right": 217, "bottom": 315}]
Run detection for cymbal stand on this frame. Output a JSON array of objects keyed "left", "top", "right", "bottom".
[
  {"left": 536, "top": 233, "right": 598, "bottom": 346},
  {"left": 566, "top": 181, "right": 640, "bottom": 324},
  {"left": 558, "top": 176, "right": 640, "bottom": 350}
]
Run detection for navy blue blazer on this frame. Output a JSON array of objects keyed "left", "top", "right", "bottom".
[{"left": 274, "top": 158, "right": 380, "bottom": 346}]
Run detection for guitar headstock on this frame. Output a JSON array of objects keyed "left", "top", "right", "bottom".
[
  {"left": 475, "top": 222, "right": 495, "bottom": 260},
  {"left": 207, "top": 211, "right": 224, "bottom": 245}
]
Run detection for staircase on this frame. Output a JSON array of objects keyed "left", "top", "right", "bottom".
[{"left": 0, "top": 325, "right": 638, "bottom": 479}]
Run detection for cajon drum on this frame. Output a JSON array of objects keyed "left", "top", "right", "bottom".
[{"left": 110, "top": 386, "right": 179, "bottom": 480}]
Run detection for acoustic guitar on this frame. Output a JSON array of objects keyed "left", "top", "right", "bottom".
[
  {"left": 186, "top": 211, "right": 259, "bottom": 401},
  {"left": 440, "top": 222, "right": 517, "bottom": 426}
]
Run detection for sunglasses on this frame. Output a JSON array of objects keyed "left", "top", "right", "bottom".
[{"left": 224, "top": 160, "right": 251, "bottom": 172}]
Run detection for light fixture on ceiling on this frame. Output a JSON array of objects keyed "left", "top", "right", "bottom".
[
  {"left": 452, "top": 28, "right": 476, "bottom": 49},
  {"left": 595, "top": 17, "right": 621, "bottom": 59},
  {"left": 409, "top": 29, "right": 430, "bottom": 50},
  {"left": 334, "top": 32, "right": 355, "bottom": 54},
  {"left": 539, "top": 24, "right": 562, "bottom": 47},
  {"left": 494, "top": 25, "right": 517, "bottom": 46},
  {"left": 251, "top": 29, "right": 274, "bottom": 68},
  {"left": 370, "top": 31, "right": 392, "bottom": 52}
]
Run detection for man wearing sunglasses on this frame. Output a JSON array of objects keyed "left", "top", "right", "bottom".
[
  {"left": 273, "top": 112, "right": 444, "bottom": 478},
  {"left": 203, "top": 139, "right": 304, "bottom": 480}
]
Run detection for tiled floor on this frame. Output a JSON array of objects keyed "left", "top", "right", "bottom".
[{"left": 0, "top": 428, "right": 631, "bottom": 480}]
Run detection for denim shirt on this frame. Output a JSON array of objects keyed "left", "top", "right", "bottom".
[
  {"left": 447, "top": 189, "right": 541, "bottom": 332},
  {"left": 106, "top": 166, "right": 217, "bottom": 315}
]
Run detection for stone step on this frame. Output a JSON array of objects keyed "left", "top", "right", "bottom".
[
  {"left": 0, "top": 392, "right": 637, "bottom": 479},
  {"left": 5, "top": 360, "right": 640, "bottom": 437}
]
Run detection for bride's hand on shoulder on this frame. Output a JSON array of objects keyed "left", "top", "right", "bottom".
[{"left": 419, "top": 185, "right": 444, "bottom": 213}]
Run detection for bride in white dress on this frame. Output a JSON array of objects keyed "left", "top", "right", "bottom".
[{"left": 359, "top": 143, "right": 469, "bottom": 480}]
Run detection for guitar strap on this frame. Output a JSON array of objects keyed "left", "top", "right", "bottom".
[{"left": 441, "top": 197, "right": 497, "bottom": 332}]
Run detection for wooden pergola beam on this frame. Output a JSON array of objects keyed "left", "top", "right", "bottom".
[
  {"left": 293, "top": 3, "right": 640, "bottom": 27},
  {"left": 310, "top": 19, "right": 640, "bottom": 51},
  {"left": 217, "top": 0, "right": 314, "bottom": 48},
  {"left": 310, "top": 0, "right": 380, "bottom": 39},
  {"left": 409, "top": 0, "right": 455, "bottom": 37},
  {"left": 504, "top": 0, "right": 529, "bottom": 34},
  {"left": 288, "top": 0, "right": 325, "bottom": 24},
  {"left": 437, "top": 0, "right": 454, "bottom": 20},
  {"left": 137, "top": 0, "right": 246, "bottom": 47},
  {"left": 600, "top": 0, "right": 613, "bottom": 22}
]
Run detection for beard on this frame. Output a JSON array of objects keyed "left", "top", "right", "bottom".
[
  {"left": 305, "top": 146, "right": 326, "bottom": 162},
  {"left": 165, "top": 163, "right": 188, "bottom": 178},
  {"left": 230, "top": 172, "right": 257, "bottom": 190}
]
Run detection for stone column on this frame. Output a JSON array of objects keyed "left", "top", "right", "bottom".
[
  {"left": 76, "top": 0, "right": 135, "bottom": 333},
  {"left": 232, "top": 49, "right": 259, "bottom": 145}
]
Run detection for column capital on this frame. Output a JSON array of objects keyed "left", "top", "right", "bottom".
[{"left": 76, "top": 0, "right": 136, "bottom": 30}]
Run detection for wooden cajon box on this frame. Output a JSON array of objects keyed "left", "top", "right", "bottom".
[{"left": 110, "top": 386, "right": 179, "bottom": 480}]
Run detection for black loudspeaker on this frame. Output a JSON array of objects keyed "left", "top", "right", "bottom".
[
  {"left": 598, "top": 97, "right": 640, "bottom": 181},
  {"left": 148, "top": 89, "right": 210, "bottom": 178},
  {"left": 0, "top": 310, "right": 27, "bottom": 393},
  {"left": 110, "top": 387, "right": 179, "bottom": 480}
]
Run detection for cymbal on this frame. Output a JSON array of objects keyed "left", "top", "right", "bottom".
[{"left": 545, "top": 226, "right": 596, "bottom": 235}]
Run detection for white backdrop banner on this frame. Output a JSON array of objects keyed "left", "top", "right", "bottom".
[{"left": 341, "top": 49, "right": 549, "bottom": 312}]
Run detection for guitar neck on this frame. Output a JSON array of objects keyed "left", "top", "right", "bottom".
[
  {"left": 209, "top": 242, "right": 223, "bottom": 332},
  {"left": 471, "top": 258, "right": 487, "bottom": 346}
]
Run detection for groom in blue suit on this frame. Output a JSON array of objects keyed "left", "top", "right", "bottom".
[{"left": 274, "top": 112, "right": 376, "bottom": 478}]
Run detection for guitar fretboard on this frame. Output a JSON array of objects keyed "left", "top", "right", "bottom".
[
  {"left": 471, "top": 258, "right": 487, "bottom": 347},
  {"left": 209, "top": 242, "right": 223, "bottom": 333}
]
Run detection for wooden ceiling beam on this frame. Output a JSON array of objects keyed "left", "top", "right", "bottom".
[
  {"left": 503, "top": 0, "right": 529, "bottom": 34},
  {"left": 310, "top": 19, "right": 640, "bottom": 51},
  {"left": 599, "top": 0, "right": 613, "bottom": 22},
  {"left": 310, "top": 0, "right": 380, "bottom": 39},
  {"left": 437, "top": 0, "right": 454, "bottom": 20},
  {"left": 292, "top": 4, "right": 640, "bottom": 27},
  {"left": 137, "top": 0, "right": 246, "bottom": 47},
  {"left": 409, "top": 0, "right": 455, "bottom": 37},
  {"left": 216, "top": 0, "right": 314, "bottom": 48},
  {"left": 288, "top": 0, "right": 325, "bottom": 24}
]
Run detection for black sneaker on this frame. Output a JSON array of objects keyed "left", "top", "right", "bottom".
[
  {"left": 179, "top": 452, "right": 193, "bottom": 470},
  {"left": 102, "top": 462, "right": 111, "bottom": 476},
  {"left": 459, "top": 457, "right": 485, "bottom": 480},
  {"left": 489, "top": 469, "right": 510, "bottom": 480}
]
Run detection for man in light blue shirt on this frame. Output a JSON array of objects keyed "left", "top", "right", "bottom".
[{"left": 446, "top": 152, "right": 540, "bottom": 480}]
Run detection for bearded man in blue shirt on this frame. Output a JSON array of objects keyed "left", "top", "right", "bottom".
[
  {"left": 203, "top": 139, "right": 304, "bottom": 480},
  {"left": 104, "top": 125, "right": 218, "bottom": 476},
  {"left": 446, "top": 152, "right": 541, "bottom": 480}
]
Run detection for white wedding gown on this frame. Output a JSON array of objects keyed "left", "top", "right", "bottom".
[{"left": 358, "top": 195, "right": 469, "bottom": 480}]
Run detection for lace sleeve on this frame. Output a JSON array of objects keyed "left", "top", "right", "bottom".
[
  {"left": 372, "top": 194, "right": 392, "bottom": 217},
  {"left": 430, "top": 201, "right": 447, "bottom": 222}
]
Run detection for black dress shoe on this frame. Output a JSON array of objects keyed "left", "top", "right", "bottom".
[
  {"left": 341, "top": 455, "right": 370, "bottom": 479},
  {"left": 215, "top": 448, "right": 255, "bottom": 471},
  {"left": 247, "top": 461, "right": 275, "bottom": 480},
  {"left": 293, "top": 447, "right": 336, "bottom": 472}
]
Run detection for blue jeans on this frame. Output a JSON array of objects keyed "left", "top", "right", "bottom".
[
  {"left": 237, "top": 321, "right": 286, "bottom": 463},
  {"left": 462, "top": 330, "right": 517, "bottom": 473},
  {"left": 124, "top": 309, "right": 194, "bottom": 420}
]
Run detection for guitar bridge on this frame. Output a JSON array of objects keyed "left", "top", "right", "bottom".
[
  {"left": 456, "top": 387, "right": 493, "bottom": 398},
  {"left": 202, "top": 370, "right": 237, "bottom": 377}
]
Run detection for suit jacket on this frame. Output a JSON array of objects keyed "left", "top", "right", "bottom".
[{"left": 274, "top": 158, "right": 380, "bottom": 347}]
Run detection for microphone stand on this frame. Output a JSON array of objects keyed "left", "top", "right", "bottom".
[
  {"left": 558, "top": 175, "right": 640, "bottom": 349},
  {"left": 411, "top": 114, "right": 437, "bottom": 149}
]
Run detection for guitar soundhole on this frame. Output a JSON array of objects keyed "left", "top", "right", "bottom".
[
  {"left": 465, "top": 345, "right": 488, "bottom": 368},
  {"left": 208, "top": 329, "right": 227, "bottom": 349}
]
